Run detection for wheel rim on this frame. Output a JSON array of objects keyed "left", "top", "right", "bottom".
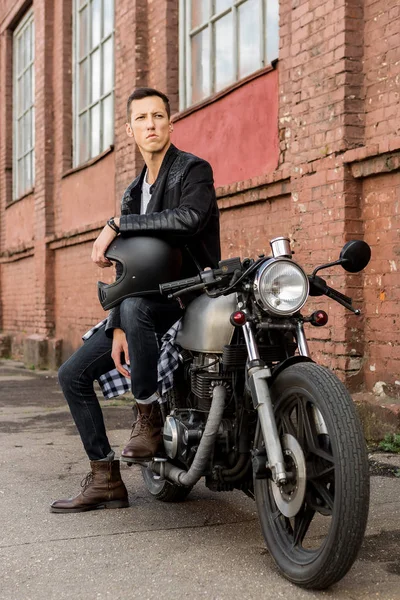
[
  {"left": 271, "top": 433, "right": 307, "bottom": 518},
  {"left": 256, "top": 388, "right": 337, "bottom": 565}
]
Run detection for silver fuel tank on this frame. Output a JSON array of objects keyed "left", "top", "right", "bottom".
[{"left": 176, "top": 293, "right": 237, "bottom": 353}]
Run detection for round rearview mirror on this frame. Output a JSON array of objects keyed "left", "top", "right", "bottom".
[{"left": 339, "top": 240, "right": 371, "bottom": 273}]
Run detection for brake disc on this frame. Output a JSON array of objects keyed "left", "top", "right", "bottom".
[{"left": 271, "top": 433, "right": 306, "bottom": 518}]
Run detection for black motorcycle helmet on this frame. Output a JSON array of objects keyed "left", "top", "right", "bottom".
[{"left": 97, "top": 236, "right": 182, "bottom": 310}]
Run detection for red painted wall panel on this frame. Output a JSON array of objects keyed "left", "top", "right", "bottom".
[
  {"left": 171, "top": 69, "right": 279, "bottom": 188},
  {"left": 57, "top": 152, "right": 115, "bottom": 234}
]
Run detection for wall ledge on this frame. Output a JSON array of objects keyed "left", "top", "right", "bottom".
[
  {"left": 0, "top": 243, "right": 34, "bottom": 263},
  {"left": 343, "top": 137, "right": 400, "bottom": 178}
]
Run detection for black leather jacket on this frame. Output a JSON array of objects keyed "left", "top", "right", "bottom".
[{"left": 105, "top": 144, "right": 221, "bottom": 334}]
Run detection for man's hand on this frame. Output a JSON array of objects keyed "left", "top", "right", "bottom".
[
  {"left": 91, "top": 224, "right": 117, "bottom": 268},
  {"left": 111, "top": 328, "right": 130, "bottom": 378}
]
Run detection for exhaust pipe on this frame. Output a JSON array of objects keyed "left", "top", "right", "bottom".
[{"left": 151, "top": 385, "right": 226, "bottom": 487}]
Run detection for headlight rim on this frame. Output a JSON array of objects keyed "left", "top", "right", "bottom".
[{"left": 253, "top": 257, "right": 309, "bottom": 316}]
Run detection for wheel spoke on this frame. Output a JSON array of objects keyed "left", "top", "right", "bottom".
[
  {"left": 292, "top": 505, "right": 315, "bottom": 547},
  {"left": 310, "top": 480, "right": 334, "bottom": 511},
  {"left": 308, "top": 464, "right": 335, "bottom": 481},
  {"left": 295, "top": 396, "right": 308, "bottom": 447},
  {"left": 297, "top": 399, "right": 336, "bottom": 465},
  {"left": 281, "top": 412, "right": 297, "bottom": 438}
]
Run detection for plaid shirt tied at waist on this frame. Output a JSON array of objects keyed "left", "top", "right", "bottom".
[{"left": 82, "top": 319, "right": 183, "bottom": 400}]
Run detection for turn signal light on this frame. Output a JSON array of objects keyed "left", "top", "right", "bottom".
[
  {"left": 230, "top": 311, "right": 247, "bottom": 326},
  {"left": 310, "top": 310, "right": 328, "bottom": 327}
]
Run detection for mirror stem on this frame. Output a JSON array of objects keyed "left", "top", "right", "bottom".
[{"left": 311, "top": 259, "right": 344, "bottom": 278}]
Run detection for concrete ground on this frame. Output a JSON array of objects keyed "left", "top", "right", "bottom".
[{"left": 0, "top": 360, "right": 399, "bottom": 600}]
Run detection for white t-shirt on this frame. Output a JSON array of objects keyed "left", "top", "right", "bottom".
[{"left": 140, "top": 170, "right": 152, "bottom": 214}]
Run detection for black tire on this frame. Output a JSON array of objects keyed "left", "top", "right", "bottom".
[
  {"left": 255, "top": 363, "right": 370, "bottom": 589},
  {"left": 141, "top": 466, "right": 192, "bottom": 502}
]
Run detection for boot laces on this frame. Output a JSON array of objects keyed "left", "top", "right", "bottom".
[
  {"left": 80, "top": 471, "right": 94, "bottom": 491},
  {"left": 130, "top": 414, "right": 152, "bottom": 438}
]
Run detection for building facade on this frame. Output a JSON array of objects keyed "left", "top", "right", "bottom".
[{"left": 0, "top": 0, "right": 399, "bottom": 392}]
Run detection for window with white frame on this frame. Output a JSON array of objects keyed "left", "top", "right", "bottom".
[
  {"left": 13, "top": 9, "right": 35, "bottom": 200},
  {"left": 74, "top": 0, "right": 114, "bottom": 166},
  {"left": 180, "top": 0, "right": 279, "bottom": 109}
]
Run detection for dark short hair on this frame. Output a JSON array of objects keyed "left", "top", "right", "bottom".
[{"left": 126, "top": 87, "right": 171, "bottom": 121}]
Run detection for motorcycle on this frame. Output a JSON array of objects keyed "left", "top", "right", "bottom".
[{"left": 133, "top": 237, "right": 371, "bottom": 590}]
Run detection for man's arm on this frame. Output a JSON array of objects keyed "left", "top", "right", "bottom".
[{"left": 117, "top": 161, "right": 215, "bottom": 239}]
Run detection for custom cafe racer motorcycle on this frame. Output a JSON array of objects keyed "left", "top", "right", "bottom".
[{"left": 126, "top": 237, "right": 372, "bottom": 589}]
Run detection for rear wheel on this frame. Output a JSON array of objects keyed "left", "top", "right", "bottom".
[
  {"left": 141, "top": 467, "right": 192, "bottom": 502},
  {"left": 255, "top": 363, "right": 369, "bottom": 589}
]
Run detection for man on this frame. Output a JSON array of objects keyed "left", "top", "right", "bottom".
[{"left": 51, "top": 87, "right": 221, "bottom": 513}]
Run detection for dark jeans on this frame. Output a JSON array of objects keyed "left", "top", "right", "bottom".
[{"left": 58, "top": 297, "right": 183, "bottom": 460}]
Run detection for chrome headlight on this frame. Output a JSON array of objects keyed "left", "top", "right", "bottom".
[{"left": 253, "top": 258, "right": 309, "bottom": 315}]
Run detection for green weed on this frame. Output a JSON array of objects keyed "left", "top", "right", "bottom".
[{"left": 378, "top": 433, "right": 400, "bottom": 453}]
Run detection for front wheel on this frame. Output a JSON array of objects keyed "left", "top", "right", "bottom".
[{"left": 255, "top": 363, "right": 370, "bottom": 589}]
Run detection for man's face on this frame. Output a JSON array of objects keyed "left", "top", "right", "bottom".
[{"left": 126, "top": 96, "right": 171, "bottom": 154}]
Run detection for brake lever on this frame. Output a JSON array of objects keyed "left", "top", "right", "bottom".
[{"left": 308, "top": 276, "right": 360, "bottom": 315}]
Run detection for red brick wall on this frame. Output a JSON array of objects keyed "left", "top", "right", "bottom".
[
  {"left": 362, "top": 172, "right": 400, "bottom": 388},
  {"left": 2, "top": 256, "right": 35, "bottom": 333},
  {"left": 57, "top": 153, "right": 116, "bottom": 235},
  {"left": 4, "top": 192, "right": 34, "bottom": 248},
  {"left": 54, "top": 242, "right": 114, "bottom": 359},
  {"left": 220, "top": 193, "right": 291, "bottom": 260},
  {"left": 364, "top": 0, "right": 400, "bottom": 145}
]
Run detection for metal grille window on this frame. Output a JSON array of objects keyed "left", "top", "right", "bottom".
[
  {"left": 74, "top": 0, "right": 114, "bottom": 166},
  {"left": 180, "top": 0, "right": 279, "bottom": 109},
  {"left": 13, "top": 10, "right": 35, "bottom": 200}
]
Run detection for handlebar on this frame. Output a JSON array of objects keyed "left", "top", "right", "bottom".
[
  {"left": 159, "top": 257, "right": 243, "bottom": 298},
  {"left": 159, "top": 275, "right": 202, "bottom": 295}
]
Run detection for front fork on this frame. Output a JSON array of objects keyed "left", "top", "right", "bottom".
[{"left": 243, "top": 319, "right": 310, "bottom": 486}]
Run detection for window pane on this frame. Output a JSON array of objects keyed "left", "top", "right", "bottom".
[
  {"left": 79, "top": 6, "right": 88, "bottom": 58},
  {"left": 79, "top": 59, "right": 89, "bottom": 110},
  {"left": 26, "top": 24, "right": 31, "bottom": 63},
  {"left": 102, "top": 37, "right": 113, "bottom": 94},
  {"left": 25, "top": 153, "right": 32, "bottom": 190},
  {"left": 17, "top": 75, "right": 24, "bottom": 116},
  {"left": 31, "top": 106, "right": 35, "bottom": 147},
  {"left": 79, "top": 113, "right": 89, "bottom": 163},
  {"left": 102, "top": 94, "right": 113, "bottom": 148},
  {"left": 25, "top": 25, "right": 30, "bottom": 64},
  {"left": 18, "top": 33, "right": 24, "bottom": 76},
  {"left": 31, "top": 146, "right": 35, "bottom": 183},
  {"left": 214, "top": 13, "right": 234, "bottom": 92},
  {"left": 91, "top": 48, "right": 101, "bottom": 102},
  {"left": 214, "top": 0, "right": 232, "bottom": 14},
  {"left": 191, "top": 1, "right": 209, "bottom": 29},
  {"left": 239, "top": 0, "right": 261, "bottom": 78},
  {"left": 91, "top": 0, "right": 101, "bottom": 48},
  {"left": 25, "top": 70, "right": 32, "bottom": 112},
  {"left": 17, "top": 118, "right": 24, "bottom": 159},
  {"left": 266, "top": 0, "right": 279, "bottom": 62},
  {"left": 31, "top": 21, "right": 35, "bottom": 60},
  {"left": 13, "top": 11, "right": 35, "bottom": 199},
  {"left": 90, "top": 103, "right": 100, "bottom": 156},
  {"left": 31, "top": 64, "right": 35, "bottom": 102},
  {"left": 24, "top": 111, "right": 32, "bottom": 150},
  {"left": 103, "top": 0, "right": 114, "bottom": 37},
  {"left": 17, "top": 158, "right": 24, "bottom": 197},
  {"left": 191, "top": 28, "right": 210, "bottom": 104}
]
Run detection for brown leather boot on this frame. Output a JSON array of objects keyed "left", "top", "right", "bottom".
[
  {"left": 50, "top": 460, "right": 129, "bottom": 513},
  {"left": 121, "top": 402, "right": 162, "bottom": 462}
]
